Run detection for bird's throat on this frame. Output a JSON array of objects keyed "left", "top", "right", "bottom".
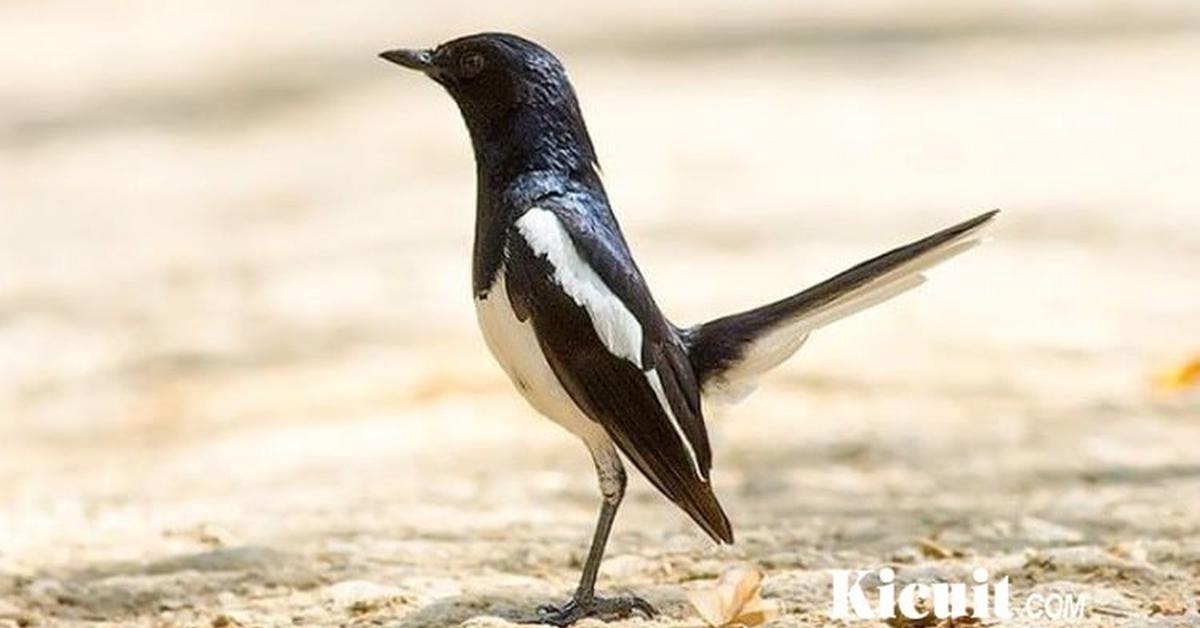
[
  {"left": 466, "top": 105, "right": 598, "bottom": 187},
  {"left": 466, "top": 105, "right": 603, "bottom": 297}
]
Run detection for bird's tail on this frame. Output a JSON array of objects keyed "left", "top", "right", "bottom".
[{"left": 683, "top": 210, "right": 998, "bottom": 402}]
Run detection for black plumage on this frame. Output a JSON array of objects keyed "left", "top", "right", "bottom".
[{"left": 504, "top": 198, "right": 731, "bottom": 544}]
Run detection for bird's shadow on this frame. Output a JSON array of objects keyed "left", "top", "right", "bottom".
[
  {"left": 4, "top": 545, "right": 320, "bottom": 623},
  {"left": 388, "top": 586, "right": 689, "bottom": 628},
  {"left": 5, "top": 544, "right": 686, "bottom": 627},
  {"left": 388, "top": 592, "right": 545, "bottom": 628}
]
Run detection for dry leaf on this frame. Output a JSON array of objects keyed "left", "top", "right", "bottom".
[
  {"left": 1153, "top": 355, "right": 1200, "bottom": 393},
  {"left": 211, "top": 612, "right": 249, "bottom": 627},
  {"left": 687, "top": 567, "right": 780, "bottom": 627},
  {"left": 917, "top": 538, "right": 964, "bottom": 559}
]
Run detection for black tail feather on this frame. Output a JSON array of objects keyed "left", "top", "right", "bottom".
[{"left": 685, "top": 210, "right": 999, "bottom": 394}]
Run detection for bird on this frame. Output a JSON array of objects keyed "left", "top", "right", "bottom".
[{"left": 380, "top": 33, "right": 997, "bottom": 626}]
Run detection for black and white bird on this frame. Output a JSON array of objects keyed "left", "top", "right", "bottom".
[{"left": 381, "top": 33, "right": 996, "bottom": 626}]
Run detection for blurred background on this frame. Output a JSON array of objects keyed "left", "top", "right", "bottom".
[{"left": 2, "top": 2, "right": 1198, "bottom": 627}]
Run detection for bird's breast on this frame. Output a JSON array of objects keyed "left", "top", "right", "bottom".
[{"left": 474, "top": 270, "right": 595, "bottom": 435}]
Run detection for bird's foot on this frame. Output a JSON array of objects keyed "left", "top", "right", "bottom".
[{"left": 532, "top": 593, "right": 656, "bottom": 626}]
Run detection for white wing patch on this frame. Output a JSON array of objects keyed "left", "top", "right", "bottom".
[
  {"left": 516, "top": 207, "right": 644, "bottom": 368},
  {"left": 516, "top": 208, "right": 706, "bottom": 480}
]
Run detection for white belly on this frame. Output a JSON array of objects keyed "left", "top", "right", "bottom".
[{"left": 474, "top": 272, "right": 598, "bottom": 438}]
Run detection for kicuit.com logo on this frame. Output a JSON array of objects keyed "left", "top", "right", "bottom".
[{"left": 829, "top": 567, "right": 1088, "bottom": 621}]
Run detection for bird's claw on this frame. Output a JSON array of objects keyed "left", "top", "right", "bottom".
[{"left": 532, "top": 593, "right": 656, "bottom": 626}]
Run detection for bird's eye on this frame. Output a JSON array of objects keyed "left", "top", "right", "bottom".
[{"left": 459, "top": 53, "right": 485, "bottom": 78}]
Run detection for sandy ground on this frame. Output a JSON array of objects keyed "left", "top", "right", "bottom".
[{"left": 2, "top": 2, "right": 1199, "bottom": 627}]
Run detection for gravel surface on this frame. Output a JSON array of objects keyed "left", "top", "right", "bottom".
[{"left": 2, "top": 3, "right": 1199, "bottom": 627}]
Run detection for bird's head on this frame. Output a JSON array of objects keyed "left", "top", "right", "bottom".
[{"left": 380, "top": 33, "right": 598, "bottom": 177}]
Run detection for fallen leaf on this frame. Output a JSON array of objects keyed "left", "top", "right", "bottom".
[
  {"left": 211, "top": 611, "right": 249, "bottom": 627},
  {"left": 917, "top": 538, "right": 964, "bottom": 560},
  {"left": 1153, "top": 356, "right": 1200, "bottom": 393},
  {"left": 687, "top": 566, "right": 780, "bottom": 627}
]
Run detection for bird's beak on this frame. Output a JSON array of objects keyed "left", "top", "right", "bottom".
[{"left": 379, "top": 48, "right": 435, "bottom": 73}]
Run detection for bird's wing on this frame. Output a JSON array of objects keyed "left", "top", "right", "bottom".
[{"left": 504, "top": 201, "right": 732, "bottom": 543}]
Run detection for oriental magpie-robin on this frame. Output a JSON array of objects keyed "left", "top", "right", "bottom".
[{"left": 380, "top": 33, "right": 996, "bottom": 625}]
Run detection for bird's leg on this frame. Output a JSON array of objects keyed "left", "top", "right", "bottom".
[{"left": 534, "top": 439, "right": 656, "bottom": 626}]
